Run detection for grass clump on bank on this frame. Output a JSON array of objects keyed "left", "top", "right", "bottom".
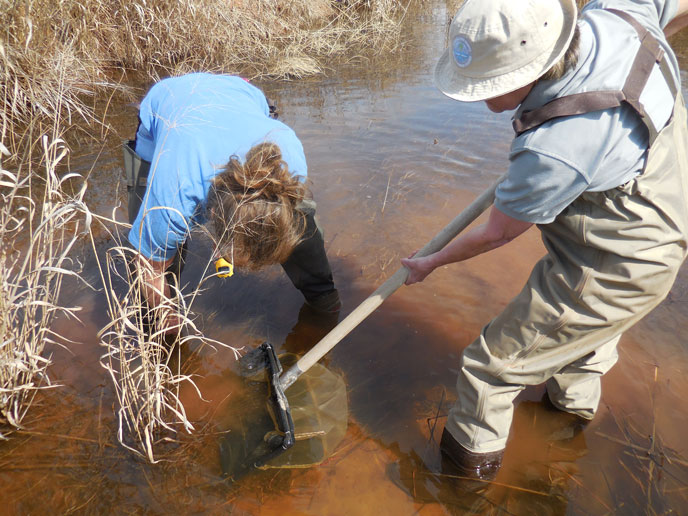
[
  {"left": 76, "top": 0, "right": 409, "bottom": 78},
  {"left": 0, "top": 136, "right": 91, "bottom": 439},
  {"left": 2, "top": 0, "right": 410, "bottom": 157}
]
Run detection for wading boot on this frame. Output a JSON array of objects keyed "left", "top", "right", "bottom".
[
  {"left": 386, "top": 441, "right": 499, "bottom": 512},
  {"left": 540, "top": 393, "right": 591, "bottom": 442},
  {"left": 283, "top": 301, "right": 340, "bottom": 355},
  {"left": 304, "top": 288, "right": 341, "bottom": 314},
  {"left": 440, "top": 427, "right": 503, "bottom": 481}
]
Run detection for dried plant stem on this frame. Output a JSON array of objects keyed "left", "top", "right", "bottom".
[
  {"left": 93, "top": 213, "right": 241, "bottom": 461},
  {"left": 646, "top": 365, "right": 659, "bottom": 511},
  {"left": 548, "top": 463, "right": 614, "bottom": 512},
  {"left": 2, "top": 0, "right": 410, "bottom": 159},
  {"left": 0, "top": 135, "right": 91, "bottom": 438},
  {"left": 381, "top": 172, "right": 392, "bottom": 213}
]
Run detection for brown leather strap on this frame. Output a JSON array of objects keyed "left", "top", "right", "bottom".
[
  {"left": 513, "top": 90, "right": 626, "bottom": 135},
  {"left": 607, "top": 9, "right": 678, "bottom": 100},
  {"left": 609, "top": 9, "right": 664, "bottom": 142},
  {"left": 513, "top": 8, "right": 676, "bottom": 142},
  {"left": 600, "top": 9, "right": 677, "bottom": 99}
]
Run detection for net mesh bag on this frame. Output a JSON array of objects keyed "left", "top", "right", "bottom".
[{"left": 260, "top": 356, "right": 348, "bottom": 469}]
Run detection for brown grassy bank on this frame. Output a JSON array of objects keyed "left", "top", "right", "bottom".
[{"left": 1, "top": 0, "right": 410, "bottom": 159}]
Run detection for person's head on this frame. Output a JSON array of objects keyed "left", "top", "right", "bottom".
[
  {"left": 435, "top": 0, "right": 579, "bottom": 111},
  {"left": 207, "top": 142, "right": 308, "bottom": 270}
]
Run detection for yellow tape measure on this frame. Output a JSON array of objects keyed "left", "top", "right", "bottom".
[{"left": 215, "top": 257, "right": 234, "bottom": 278}]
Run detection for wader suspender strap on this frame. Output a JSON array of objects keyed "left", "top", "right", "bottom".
[{"left": 512, "top": 9, "right": 679, "bottom": 144}]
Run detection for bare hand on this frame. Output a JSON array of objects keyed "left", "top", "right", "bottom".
[
  {"left": 158, "top": 308, "right": 183, "bottom": 336},
  {"left": 401, "top": 252, "right": 435, "bottom": 285}
]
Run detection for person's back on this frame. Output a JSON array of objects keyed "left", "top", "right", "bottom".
[
  {"left": 130, "top": 73, "right": 307, "bottom": 261},
  {"left": 498, "top": 0, "right": 681, "bottom": 225},
  {"left": 124, "top": 73, "right": 340, "bottom": 340}
]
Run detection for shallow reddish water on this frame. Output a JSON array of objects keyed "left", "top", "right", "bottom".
[{"left": 3, "top": 4, "right": 688, "bottom": 514}]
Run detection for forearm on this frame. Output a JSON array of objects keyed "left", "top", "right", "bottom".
[
  {"left": 402, "top": 206, "right": 532, "bottom": 285},
  {"left": 136, "top": 253, "right": 176, "bottom": 308},
  {"left": 424, "top": 222, "right": 510, "bottom": 269}
]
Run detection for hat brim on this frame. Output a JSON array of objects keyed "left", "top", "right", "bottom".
[{"left": 434, "top": 0, "right": 578, "bottom": 102}]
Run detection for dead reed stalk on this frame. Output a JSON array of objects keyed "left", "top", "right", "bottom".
[
  {"left": 97, "top": 250, "right": 196, "bottom": 461},
  {"left": 0, "top": 135, "right": 91, "bottom": 439},
  {"left": 2, "top": 0, "right": 410, "bottom": 156},
  {"left": 95, "top": 228, "right": 241, "bottom": 462}
]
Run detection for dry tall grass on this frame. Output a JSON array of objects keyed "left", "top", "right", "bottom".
[
  {"left": 95, "top": 237, "right": 241, "bottom": 462},
  {"left": 2, "top": 0, "right": 410, "bottom": 158},
  {"left": 0, "top": 3, "right": 113, "bottom": 160},
  {"left": 0, "top": 135, "right": 91, "bottom": 439},
  {"left": 75, "top": 0, "right": 409, "bottom": 78},
  {"left": 96, "top": 243, "right": 195, "bottom": 461}
]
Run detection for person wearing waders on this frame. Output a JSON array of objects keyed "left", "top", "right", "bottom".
[
  {"left": 124, "top": 73, "right": 340, "bottom": 336},
  {"left": 402, "top": 0, "right": 688, "bottom": 480}
]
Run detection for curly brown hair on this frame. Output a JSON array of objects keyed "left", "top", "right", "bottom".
[
  {"left": 207, "top": 142, "right": 308, "bottom": 270},
  {"left": 540, "top": 24, "right": 581, "bottom": 82}
]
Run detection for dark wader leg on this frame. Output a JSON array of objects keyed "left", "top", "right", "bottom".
[
  {"left": 281, "top": 204, "right": 340, "bottom": 313},
  {"left": 123, "top": 140, "right": 187, "bottom": 335},
  {"left": 123, "top": 140, "right": 150, "bottom": 226}
]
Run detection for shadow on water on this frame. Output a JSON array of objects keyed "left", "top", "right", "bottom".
[{"left": 3, "top": 1, "right": 688, "bottom": 514}]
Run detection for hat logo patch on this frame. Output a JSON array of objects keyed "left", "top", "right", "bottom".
[{"left": 452, "top": 36, "right": 472, "bottom": 68}]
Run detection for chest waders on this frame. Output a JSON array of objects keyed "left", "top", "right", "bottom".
[
  {"left": 122, "top": 140, "right": 187, "bottom": 338},
  {"left": 445, "top": 10, "right": 688, "bottom": 454}
]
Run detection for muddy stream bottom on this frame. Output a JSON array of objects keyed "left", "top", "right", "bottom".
[{"left": 4, "top": 3, "right": 688, "bottom": 514}]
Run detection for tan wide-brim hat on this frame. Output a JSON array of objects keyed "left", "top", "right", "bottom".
[{"left": 435, "top": 0, "right": 578, "bottom": 102}]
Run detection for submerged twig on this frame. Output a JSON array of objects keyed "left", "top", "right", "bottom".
[
  {"left": 15, "top": 429, "right": 113, "bottom": 447},
  {"left": 646, "top": 364, "right": 659, "bottom": 512},
  {"left": 381, "top": 172, "right": 392, "bottom": 213},
  {"left": 429, "top": 470, "right": 552, "bottom": 497},
  {"left": 548, "top": 463, "right": 613, "bottom": 513}
]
